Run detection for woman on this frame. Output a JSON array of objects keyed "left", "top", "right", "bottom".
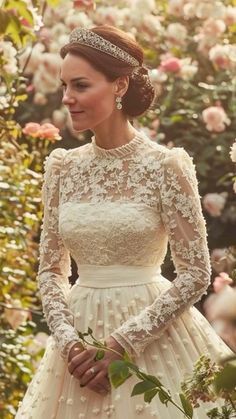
[{"left": 16, "top": 25, "right": 232, "bottom": 418}]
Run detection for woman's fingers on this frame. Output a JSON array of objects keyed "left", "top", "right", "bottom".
[
  {"left": 73, "top": 360, "right": 97, "bottom": 380},
  {"left": 86, "top": 371, "right": 111, "bottom": 394},
  {"left": 79, "top": 364, "right": 101, "bottom": 386},
  {"left": 68, "top": 348, "right": 94, "bottom": 375}
]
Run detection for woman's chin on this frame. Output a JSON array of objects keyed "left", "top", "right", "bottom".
[{"left": 70, "top": 121, "right": 89, "bottom": 133}]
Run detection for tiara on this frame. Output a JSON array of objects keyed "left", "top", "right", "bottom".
[{"left": 68, "top": 28, "right": 139, "bottom": 67}]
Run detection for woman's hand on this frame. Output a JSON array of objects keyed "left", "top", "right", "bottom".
[{"left": 68, "top": 337, "right": 124, "bottom": 395}]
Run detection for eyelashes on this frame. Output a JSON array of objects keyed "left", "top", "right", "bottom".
[{"left": 60, "top": 83, "right": 88, "bottom": 90}]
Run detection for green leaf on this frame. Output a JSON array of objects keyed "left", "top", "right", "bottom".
[
  {"left": 158, "top": 389, "right": 171, "bottom": 405},
  {"left": 144, "top": 374, "right": 163, "bottom": 388},
  {"left": 87, "top": 327, "right": 93, "bottom": 335},
  {"left": 144, "top": 388, "right": 158, "bottom": 403},
  {"left": 94, "top": 349, "right": 105, "bottom": 361},
  {"left": 6, "top": 0, "right": 34, "bottom": 26},
  {"left": 108, "top": 360, "right": 131, "bottom": 389},
  {"left": 179, "top": 393, "right": 193, "bottom": 418},
  {"left": 214, "top": 361, "right": 236, "bottom": 393},
  {"left": 5, "top": 15, "right": 22, "bottom": 47},
  {"left": 131, "top": 380, "right": 156, "bottom": 396}
]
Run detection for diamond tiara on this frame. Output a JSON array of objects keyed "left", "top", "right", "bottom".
[{"left": 69, "top": 28, "right": 140, "bottom": 67}]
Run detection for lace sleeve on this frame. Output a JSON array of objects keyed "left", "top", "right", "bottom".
[
  {"left": 38, "top": 148, "right": 79, "bottom": 360},
  {"left": 111, "top": 148, "right": 211, "bottom": 357}
]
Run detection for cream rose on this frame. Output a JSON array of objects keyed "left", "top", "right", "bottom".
[
  {"left": 202, "top": 192, "right": 227, "bottom": 217},
  {"left": 202, "top": 106, "right": 231, "bottom": 132}
]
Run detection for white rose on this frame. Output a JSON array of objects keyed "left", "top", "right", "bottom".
[
  {"left": 166, "top": 23, "right": 187, "bottom": 46},
  {"left": 209, "top": 44, "right": 233, "bottom": 70},
  {"left": 233, "top": 181, "right": 236, "bottom": 194},
  {"left": 18, "top": 43, "right": 45, "bottom": 75},
  {"left": 196, "top": 34, "right": 218, "bottom": 56},
  {"left": 183, "top": 3, "right": 196, "bottom": 19},
  {"left": 210, "top": 248, "right": 228, "bottom": 273},
  {"left": 230, "top": 141, "right": 236, "bottom": 163},
  {"left": 33, "top": 69, "right": 60, "bottom": 94},
  {"left": 168, "top": 0, "right": 185, "bottom": 16},
  {"left": 179, "top": 59, "right": 198, "bottom": 79},
  {"left": 224, "top": 6, "right": 236, "bottom": 26},
  {"left": 149, "top": 68, "right": 168, "bottom": 83},
  {"left": 33, "top": 92, "right": 48, "bottom": 105},
  {"left": 52, "top": 109, "right": 68, "bottom": 129},
  {"left": 65, "top": 12, "right": 92, "bottom": 30},
  {"left": 202, "top": 106, "right": 231, "bottom": 132},
  {"left": 203, "top": 193, "right": 227, "bottom": 217},
  {"left": 143, "top": 15, "right": 164, "bottom": 35},
  {"left": 0, "top": 41, "right": 18, "bottom": 75},
  {"left": 195, "top": 2, "right": 225, "bottom": 20},
  {"left": 202, "top": 18, "right": 226, "bottom": 37}
]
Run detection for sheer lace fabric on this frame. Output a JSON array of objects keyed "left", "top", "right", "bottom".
[{"left": 38, "top": 131, "right": 211, "bottom": 359}]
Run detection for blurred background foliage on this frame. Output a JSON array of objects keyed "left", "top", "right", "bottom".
[{"left": 0, "top": 0, "right": 236, "bottom": 417}]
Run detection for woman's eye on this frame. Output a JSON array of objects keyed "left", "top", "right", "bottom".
[
  {"left": 60, "top": 83, "right": 88, "bottom": 91},
  {"left": 75, "top": 84, "right": 88, "bottom": 90}
]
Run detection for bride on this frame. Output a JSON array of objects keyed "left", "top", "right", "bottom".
[{"left": 16, "top": 25, "right": 232, "bottom": 418}]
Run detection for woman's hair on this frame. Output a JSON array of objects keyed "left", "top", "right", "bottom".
[{"left": 60, "top": 25, "right": 155, "bottom": 118}]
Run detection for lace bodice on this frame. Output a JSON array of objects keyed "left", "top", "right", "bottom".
[{"left": 38, "top": 130, "right": 211, "bottom": 359}]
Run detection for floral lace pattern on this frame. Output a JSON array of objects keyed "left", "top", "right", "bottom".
[{"left": 37, "top": 131, "right": 211, "bottom": 358}]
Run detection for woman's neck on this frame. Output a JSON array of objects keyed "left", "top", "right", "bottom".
[{"left": 91, "top": 118, "right": 137, "bottom": 150}]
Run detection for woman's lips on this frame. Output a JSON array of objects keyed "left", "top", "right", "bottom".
[{"left": 70, "top": 111, "right": 84, "bottom": 114}]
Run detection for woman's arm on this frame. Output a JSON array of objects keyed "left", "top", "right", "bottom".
[
  {"left": 38, "top": 148, "right": 80, "bottom": 359},
  {"left": 111, "top": 148, "right": 211, "bottom": 357}
]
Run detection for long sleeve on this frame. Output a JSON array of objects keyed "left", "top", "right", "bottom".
[
  {"left": 111, "top": 148, "right": 211, "bottom": 357},
  {"left": 38, "top": 148, "right": 79, "bottom": 359}
]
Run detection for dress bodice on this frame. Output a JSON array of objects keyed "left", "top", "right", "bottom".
[
  {"left": 58, "top": 132, "right": 168, "bottom": 267},
  {"left": 38, "top": 130, "right": 211, "bottom": 358}
]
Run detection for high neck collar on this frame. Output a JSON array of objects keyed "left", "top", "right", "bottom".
[{"left": 91, "top": 131, "right": 144, "bottom": 158}]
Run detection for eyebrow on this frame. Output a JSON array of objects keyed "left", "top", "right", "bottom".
[{"left": 60, "top": 77, "right": 89, "bottom": 83}]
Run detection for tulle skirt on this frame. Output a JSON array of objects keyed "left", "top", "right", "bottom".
[{"left": 16, "top": 265, "right": 233, "bottom": 418}]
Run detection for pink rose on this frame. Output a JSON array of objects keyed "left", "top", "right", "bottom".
[
  {"left": 22, "top": 122, "right": 41, "bottom": 137},
  {"left": 213, "top": 272, "right": 233, "bottom": 293},
  {"left": 37, "top": 123, "right": 60, "bottom": 140},
  {"left": 202, "top": 106, "right": 231, "bottom": 132},
  {"left": 23, "top": 122, "right": 61, "bottom": 141},
  {"left": 160, "top": 57, "right": 182, "bottom": 73},
  {"left": 202, "top": 192, "right": 227, "bottom": 217}
]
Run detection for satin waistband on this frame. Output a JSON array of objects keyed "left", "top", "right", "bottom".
[{"left": 74, "top": 264, "right": 162, "bottom": 288}]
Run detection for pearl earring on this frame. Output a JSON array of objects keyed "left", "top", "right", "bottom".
[{"left": 116, "top": 96, "right": 122, "bottom": 110}]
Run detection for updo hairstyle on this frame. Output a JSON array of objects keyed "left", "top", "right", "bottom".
[{"left": 60, "top": 25, "right": 155, "bottom": 118}]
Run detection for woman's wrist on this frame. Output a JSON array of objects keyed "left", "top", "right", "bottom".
[{"left": 106, "top": 336, "right": 125, "bottom": 356}]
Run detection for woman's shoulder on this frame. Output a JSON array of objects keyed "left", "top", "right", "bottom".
[
  {"left": 44, "top": 147, "right": 68, "bottom": 173},
  {"left": 140, "top": 132, "right": 192, "bottom": 164}
]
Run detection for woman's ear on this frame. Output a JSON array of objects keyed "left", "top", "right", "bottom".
[{"left": 114, "top": 75, "right": 129, "bottom": 97}]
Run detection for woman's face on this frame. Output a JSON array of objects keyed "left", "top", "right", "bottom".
[{"left": 60, "top": 53, "right": 117, "bottom": 132}]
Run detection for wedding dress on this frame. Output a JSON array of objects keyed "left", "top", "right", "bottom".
[{"left": 16, "top": 130, "right": 232, "bottom": 419}]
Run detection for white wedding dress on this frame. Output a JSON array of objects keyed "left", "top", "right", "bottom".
[{"left": 16, "top": 130, "right": 232, "bottom": 418}]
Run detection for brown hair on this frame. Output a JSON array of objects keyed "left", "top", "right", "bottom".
[{"left": 60, "top": 25, "right": 155, "bottom": 118}]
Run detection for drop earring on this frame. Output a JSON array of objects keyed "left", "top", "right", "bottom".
[{"left": 116, "top": 96, "right": 122, "bottom": 110}]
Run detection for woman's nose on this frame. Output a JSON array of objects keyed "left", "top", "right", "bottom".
[{"left": 62, "top": 89, "right": 76, "bottom": 105}]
